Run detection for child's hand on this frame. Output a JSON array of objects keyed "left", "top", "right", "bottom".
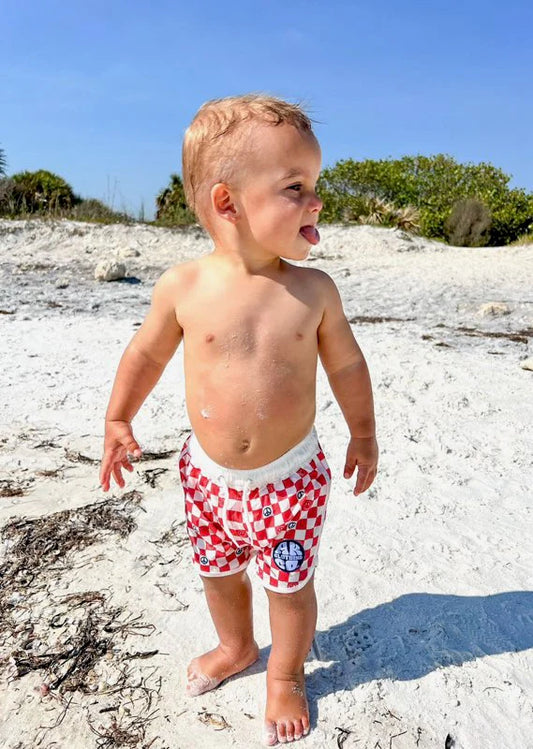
[
  {"left": 343, "top": 436, "right": 378, "bottom": 496},
  {"left": 100, "top": 420, "right": 142, "bottom": 492}
]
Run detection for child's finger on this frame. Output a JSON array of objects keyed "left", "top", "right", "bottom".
[
  {"left": 343, "top": 458, "right": 356, "bottom": 479},
  {"left": 124, "top": 441, "right": 142, "bottom": 458},
  {"left": 112, "top": 463, "right": 125, "bottom": 488},
  {"left": 355, "top": 466, "right": 376, "bottom": 495},
  {"left": 99, "top": 459, "right": 111, "bottom": 489},
  {"left": 354, "top": 465, "right": 370, "bottom": 495}
]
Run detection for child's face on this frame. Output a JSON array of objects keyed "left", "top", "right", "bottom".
[{"left": 234, "top": 123, "right": 322, "bottom": 261}]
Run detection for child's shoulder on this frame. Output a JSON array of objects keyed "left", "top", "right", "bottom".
[
  {"left": 284, "top": 261, "right": 328, "bottom": 280},
  {"left": 154, "top": 257, "right": 202, "bottom": 290},
  {"left": 287, "top": 263, "right": 340, "bottom": 296}
]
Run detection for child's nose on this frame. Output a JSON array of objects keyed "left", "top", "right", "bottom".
[{"left": 309, "top": 192, "right": 323, "bottom": 212}]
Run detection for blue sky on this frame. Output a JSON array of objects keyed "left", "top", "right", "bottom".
[{"left": 2, "top": 0, "right": 532, "bottom": 219}]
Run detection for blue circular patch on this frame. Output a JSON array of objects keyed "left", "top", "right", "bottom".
[{"left": 272, "top": 540, "right": 305, "bottom": 572}]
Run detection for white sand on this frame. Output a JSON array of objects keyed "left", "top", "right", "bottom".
[{"left": 0, "top": 219, "right": 532, "bottom": 748}]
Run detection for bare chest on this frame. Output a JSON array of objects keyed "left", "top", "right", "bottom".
[{"left": 178, "top": 283, "right": 321, "bottom": 360}]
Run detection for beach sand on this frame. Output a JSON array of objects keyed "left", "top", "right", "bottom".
[{"left": 0, "top": 219, "right": 532, "bottom": 748}]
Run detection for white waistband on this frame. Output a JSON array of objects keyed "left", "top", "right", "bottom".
[{"left": 187, "top": 428, "right": 320, "bottom": 488}]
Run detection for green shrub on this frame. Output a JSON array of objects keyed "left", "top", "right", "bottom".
[
  {"left": 444, "top": 198, "right": 491, "bottom": 246},
  {"left": 155, "top": 174, "right": 196, "bottom": 226},
  {"left": 338, "top": 194, "right": 373, "bottom": 223},
  {"left": 11, "top": 170, "right": 77, "bottom": 214},
  {"left": 317, "top": 154, "right": 533, "bottom": 245},
  {"left": 509, "top": 232, "right": 533, "bottom": 245},
  {"left": 488, "top": 188, "right": 533, "bottom": 246},
  {"left": 68, "top": 198, "right": 131, "bottom": 223},
  {"left": 0, "top": 173, "right": 133, "bottom": 223},
  {"left": 0, "top": 178, "right": 16, "bottom": 215}
]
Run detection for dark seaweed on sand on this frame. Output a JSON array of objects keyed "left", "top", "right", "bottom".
[
  {"left": 0, "top": 478, "right": 28, "bottom": 497},
  {"left": 0, "top": 492, "right": 144, "bottom": 667},
  {"left": 349, "top": 314, "right": 533, "bottom": 346},
  {"left": 2, "top": 492, "right": 142, "bottom": 573},
  {"left": 0, "top": 490, "right": 167, "bottom": 747}
]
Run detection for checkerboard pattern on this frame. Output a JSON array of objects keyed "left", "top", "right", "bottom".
[{"left": 179, "top": 438, "right": 331, "bottom": 592}]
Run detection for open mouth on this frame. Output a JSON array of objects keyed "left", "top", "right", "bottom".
[{"left": 299, "top": 225, "right": 320, "bottom": 245}]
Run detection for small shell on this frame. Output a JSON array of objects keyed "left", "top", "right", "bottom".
[{"left": 40, "top": 683, "right": 50, "bottom": 697}]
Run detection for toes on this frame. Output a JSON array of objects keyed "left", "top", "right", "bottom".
[
  {"left": 292, "top": 718, "right": 303, "bottom": 740},
  {"left": 185, "top": 668, "right": 222, "bottom": 697},
  {"left": 263, "top": 719, "right": 309, "bottom": 744},
  {"left": 286, "top": 726, "right": 294, "bottom": 742},
  {"left": 186, "top": 657, "right": 199, "bottom": 679},
  {"left": 186, "top": 673, "right": 211, "bottom": 697},
  {"left": 263, "top": 721, "right": 278, "bottom": 746}
]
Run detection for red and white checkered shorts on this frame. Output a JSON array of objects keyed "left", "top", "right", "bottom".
[{"left": 178, "top": 428, "right": 331, "bottom": 593}]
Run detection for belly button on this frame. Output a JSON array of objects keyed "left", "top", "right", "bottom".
[
  {"left": 206, "top": 333, "right": 215, "bottom": 343},
  {"left": 239, "top": 439, "right": 251, "bottom": 453}
]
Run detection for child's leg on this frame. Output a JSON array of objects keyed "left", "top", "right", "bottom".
[
  {"left": 263, "top": 576, "right": 317, "bottom": 744},
  {"left": 187, "top": 569, "right": 259, "bottom": 696}
]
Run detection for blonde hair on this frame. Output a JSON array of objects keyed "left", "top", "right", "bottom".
[{"left": 182, "top": 93, "right": 315, "bottom": 229}]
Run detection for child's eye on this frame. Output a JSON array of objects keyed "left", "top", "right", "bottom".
[{"left": 288, "top": 184, "right": 302, "bottom": 191}]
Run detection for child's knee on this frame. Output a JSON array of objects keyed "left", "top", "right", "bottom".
[
  {"left": 202, "top": 567, "right": 249, "bottom": 585},
  {"left": 266, "top": 575, "right": 316, "bottom": 607}
]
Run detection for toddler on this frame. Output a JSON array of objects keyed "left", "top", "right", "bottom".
[{"left": 100, "top": 93, "right": 378, "bottom": 745}]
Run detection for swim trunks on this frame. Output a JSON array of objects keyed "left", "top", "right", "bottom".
[{"left": 179, "top": 428, "right": 331, "bottom": 593}]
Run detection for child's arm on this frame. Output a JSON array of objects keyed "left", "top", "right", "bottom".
[
  {"left": 317, "top": 273, "right": 378, "bottom": 496},
  {"left": 99, "top": 268, "right": 184, "bottom": 492}
]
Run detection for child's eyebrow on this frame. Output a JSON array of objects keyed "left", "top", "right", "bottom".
[{"left": 280, "top": 169, "right": 307, "bottom": 180}]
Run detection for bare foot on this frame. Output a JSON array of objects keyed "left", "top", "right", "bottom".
[
  {"left": 263, "top": 670, "right": 310, "bottom": 745},
  {"left": 186, "top": 642, "right": 259, "bottom": 697}
]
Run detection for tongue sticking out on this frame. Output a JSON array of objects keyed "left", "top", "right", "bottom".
[{"left": 299, "top": 225, "right": 320, "bottom": 245}]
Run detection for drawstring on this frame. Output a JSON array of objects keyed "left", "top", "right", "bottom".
[
  {"left": 241, "top": 480, "right": 254, "bottom": 540},
  {"left": 218, "top": 476, "right": 253, "bottom": 546},
  {"left": 217, "top": 475, "right": 240, "bottom": 547}
]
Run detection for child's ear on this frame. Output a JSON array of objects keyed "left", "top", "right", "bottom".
[{"left": 211, "top": 182, "right": 239, "bottom": 223}]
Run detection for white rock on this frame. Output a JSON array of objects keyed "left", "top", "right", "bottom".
[
  {"left": 118, "top": 246, "right": 141, "bottom": 258},
  {"left": 478, "top": 302, "right": 511, "bottom": 317},
  {"left": 94, "top": 260, "right": 127, "bottom": 282},
  {"left": 520, "top": 357, "right": 533, "bottom": 371},
  {"left": 55, "top": 277, "right": 70, "bottom": 289}
]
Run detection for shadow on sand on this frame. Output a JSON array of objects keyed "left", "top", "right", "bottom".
[{"left": 258, "top": 590, "right": 533, "bottom": 722}]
